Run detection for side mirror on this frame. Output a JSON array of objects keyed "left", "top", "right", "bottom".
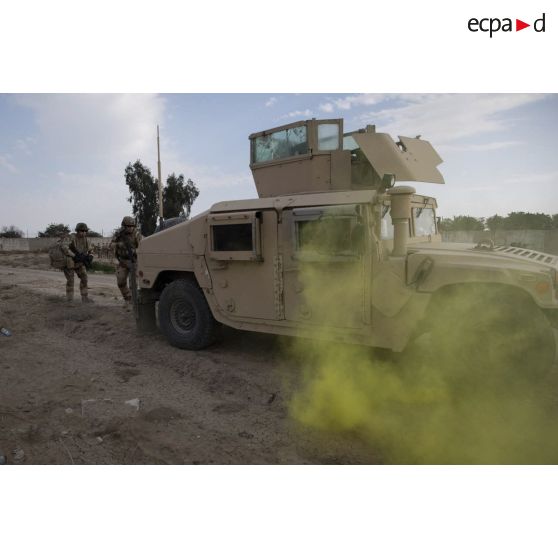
[{"left": 381, "top": 173, "right": 396, "bottom": 190}]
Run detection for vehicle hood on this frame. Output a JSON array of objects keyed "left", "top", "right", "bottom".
[
  {"left": 409, "top": 241, "right": 557, "bottom": 269},
  {"left": 406, "top": 241, "right": 558, "bottom": 307}
]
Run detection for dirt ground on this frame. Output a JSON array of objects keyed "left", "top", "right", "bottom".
[
  {"left": 0, "top": 251, "right": 379, "bottom": 464},
  {"left": 2, "top": 251, "right": 557, "bottom": 465}
]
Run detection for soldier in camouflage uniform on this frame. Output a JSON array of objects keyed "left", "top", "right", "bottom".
[
  {"left": 111, "top": 216, "right": 141, "bottom": 305},
  {"left": 61, "top": 222, "right": 93, "bottom": 303}
]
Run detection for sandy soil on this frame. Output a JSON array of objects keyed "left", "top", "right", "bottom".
[{"left": 0, "top": 252, "right": 378, "bottom": 464}]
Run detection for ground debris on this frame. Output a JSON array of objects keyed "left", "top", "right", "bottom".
[
  {"left": 125, "top": 398, "right": 141, "bottom": 411},
  {"left": 12, "top": 448, "right": 25, "bottom": 464}
]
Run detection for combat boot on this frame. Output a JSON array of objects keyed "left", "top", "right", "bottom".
[
  {"left": 82, "top": 295, "right": 93, "bottom": 304},
  {"left": 66, "top": 293, "right": 74, "bottom": 303}
]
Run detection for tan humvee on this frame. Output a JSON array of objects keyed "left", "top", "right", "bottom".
[{"left": 136, "top": 118, "right": 557, "bottom": 373}]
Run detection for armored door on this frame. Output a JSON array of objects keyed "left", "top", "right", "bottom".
[
  {"left": 206, "top": 210, "right": 282, "bottom": 321},
  {"left": 281, "top": 204, "right": 371, "bottom": 329}
]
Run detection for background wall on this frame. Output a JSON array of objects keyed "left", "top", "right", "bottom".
[
  {"left": 0, "top": 237, "right": 112, "bottom": 252},
  {"left": 2, "top": 231, "right": 558, "bottom": 255},
  {"left": 441, "top": 230, "right": 558, "bottom": 254}
]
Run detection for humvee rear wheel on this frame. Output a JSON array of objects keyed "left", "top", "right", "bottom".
[
  {"left": 158, "top": 279, "right": 220, "bottom": 350},
  {"left": 424, "top": 286, "right": 555, "bottom": 391}
]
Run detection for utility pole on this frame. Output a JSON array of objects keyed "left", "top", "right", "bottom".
[{"left": 157, "top": 125, "right": 164, "bottom": 229}]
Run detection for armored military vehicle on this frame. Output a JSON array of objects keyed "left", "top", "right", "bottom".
[{"left": 135, "top": 118, "right": 557, "bottom": 375}]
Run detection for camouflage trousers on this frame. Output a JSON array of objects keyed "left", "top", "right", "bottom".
[
  {"left": 63, "top": 265, "right": 88, "bottom": 299},
  {"left": 116, "top": 262, "right": 132, "bottom": 301}
]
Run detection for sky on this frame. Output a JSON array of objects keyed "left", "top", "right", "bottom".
[{"left": 0, "top": 93, "right": 557, "bottom": 237}]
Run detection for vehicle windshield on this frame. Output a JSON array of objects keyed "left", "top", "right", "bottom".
[
  {"left": 380, "top": 205, "right": 394, "bottom": 240},
  {"left": 380, "top": 204, "right": 436, "bottom": 239},
  {"left": 413, "top": 207, "right": 436, "bottom": 236}
]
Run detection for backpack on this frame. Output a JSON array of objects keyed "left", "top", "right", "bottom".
[{"left": 49, "top": 243, "right": 66, "bottom": 269}]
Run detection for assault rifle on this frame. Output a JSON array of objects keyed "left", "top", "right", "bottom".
[{"left": 72, "top": 251, "right": 94, "bottom": 269}]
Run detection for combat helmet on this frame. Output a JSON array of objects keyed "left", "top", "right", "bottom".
[
  {"left": 75, "top": 222, "right": 89, "bottom": 232},
  {"left": 121, "top": 216, "right": 136, "bottom": 227}
]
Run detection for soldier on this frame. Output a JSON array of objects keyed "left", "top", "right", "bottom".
[
  {"left": 111, "top": 216, "right": 141, "bottom": 306},
  {"left": 61, "top": 223, "right": 93, "bottom": 303}
]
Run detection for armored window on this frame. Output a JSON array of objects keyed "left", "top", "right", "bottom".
[
  {"left": 253, "top": 125, "right": 308, "bottom": 163},
  {"left": 380, "top": 205, "right": 394, "bottom": 240},
  {"left": 212, "top": 224, "right": 253, "bottom": 251},
  {"left": 292, "top": 205, "right": 364, "bottom": 261},
  {"left": 342, "top": 135, "right": 359, "bottom": 150},
  {"left": 413, "top": 207, "right": 436, "bottom": 236},
  {"left": 317, "top": 123, "right": 340, "bottom": 150},
  {"left": 208, "top": 211, "right": 262, "bottom": 261}
]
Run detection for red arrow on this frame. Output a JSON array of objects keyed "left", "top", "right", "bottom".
[{"left": 516, "top": 19, "right": 530, "bottom": 31}]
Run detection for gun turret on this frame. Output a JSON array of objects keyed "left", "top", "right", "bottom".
[{"left": 249, "top": 118, "right": 444, "bottom": 198}]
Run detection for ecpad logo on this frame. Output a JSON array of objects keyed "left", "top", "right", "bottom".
[{"left": 468, "top": 13, "right": 546, "bottom": 37}]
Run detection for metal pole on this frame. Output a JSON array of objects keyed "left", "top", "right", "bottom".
[{"left": 157, "top": 125, "right": 164, "bottom": 227}]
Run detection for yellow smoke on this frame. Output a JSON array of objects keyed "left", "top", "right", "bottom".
[{"left": 285, "top": 263, "right": 558, "bottom": 464}]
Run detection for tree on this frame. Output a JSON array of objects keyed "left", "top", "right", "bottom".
[
  {"left": 503, "top": 212, "right": 553, "bottom": 230},
  {"left": 0, "top": 225, "right": 24, "bottom": 238},
  {"left": 125, "top": 160, "right": 200, "bottom": 236},
  {"left": 125, "top": 160, "right": 158, "bottom": 236},
  {"left": 486, "top": 214, "right": 507, "bottom": 231},
  {"left": 162, "top": 174, "right": 199, "bottom": 219},
  {"left": 439, "top": 215, "right": 484, "bottom": 231},
  {"left": 38, "top": 223, "right": 70, "bottom": 237},
  {"left": 87, "top": 230, "right": 102, "bottom": 238},
  {"left": 486, "top": 212, "right": 555, "bottom": 230}
]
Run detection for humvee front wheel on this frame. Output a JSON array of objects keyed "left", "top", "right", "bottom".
[
  {"left": 423, "top": 286, "right": 556, "bottom": 390},
  {"left": 158, "top": 279, "right": 220, "bottom": 350}
]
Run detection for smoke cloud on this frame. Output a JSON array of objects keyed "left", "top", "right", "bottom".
[{"left": 284, "top": 264, "right": 558, "bottom": 464}]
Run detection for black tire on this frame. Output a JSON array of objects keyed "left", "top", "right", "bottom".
[
  {"left": 158, "top": 278, "right": 220, "bottom": 350},
  {"left": 422, "top": 285, "right": 556, "bottom": 392}
]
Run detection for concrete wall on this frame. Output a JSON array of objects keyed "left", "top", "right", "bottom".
[
  {"left": 544, "top": 229, "right": 558, "bottom": 255},
  {"left": 0, "top": 238, "right": 30, "bottom": 251},
  {"left": 442, "top": 229, "right": 558, "bottom": 255},
  {"left": 28, "top": 238, "right": 58, "bottom": 251},
  {"left": 3, "top": 231, "right": 558, "bottom": 256},
  {"left": 0, "top": 237, "right": 112, "bottom": 252}
]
